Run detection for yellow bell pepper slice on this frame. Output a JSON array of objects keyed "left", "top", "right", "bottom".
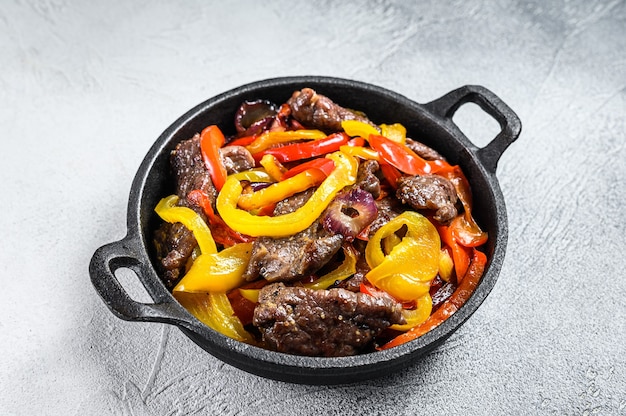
[
  {"left": 259, "top": 154, "right": 287, "bottom": 181},
  {"left": 339, "top": 145, "right": 380, "bottom": 161},
  {"left": 341, "top": 120, "right": 379, "bottom": 139},
  {"left": 173, "top": 243, "right": 253, "bottom": 293},
  {"left": 238, "top": 288, "right": 260, "bottom": 303},
  {"left": 174, "top": 291, "right": 255, "bottom": 343},
  {"left": 304, "top": 245, "right": 358, "bottom": 290},
  {"left": 246, "top": 129, "right": 326, "bottom": 154},
  {"left": 217, "top": 151, "right": 358, "bottom": 237},
  {"left": 228, "top": 169, "right": 273, "bottom": 184},
  {"left": 365, "top": 211, "right": 440, "bottom": 301},
  {"left": 155, "top": 195, "right": 217, "bottom": 255},
  {"left": 390, "top": 293, "right": 433, "bottom": 331},
  {"left": 438, "top": 248, "right": 454, "bottom": 282},
  {"left": 237, "top": 169, "right": 326, "bottom": 211},
  {"left": 380, "top": 123, "right": 407, "bottom": 144}
]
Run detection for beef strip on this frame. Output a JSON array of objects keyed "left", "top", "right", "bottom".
[
  {"left": 242, "top": 189, "right": 343, "bottom": 282},
  {"left": 396, "top": 174, "right": 458, "bottom": 224},
  {"left": 153, "top": 135, "right": 217, "bottom": 288},
  {"left": 220, "top": 145, "right": 255, "bottom": 174},
  {"left": 287, "top": 88, "right": 376, "bottom": 133},
  {"left": 404, "top": 137, "right": 446, "bottom": 161},
  {"left": 171, "top": 134, "right": 217, "bottom": 202},
  {"left": 253, "top": 283, "right": 405, "bottom": 356},
  {"left": 368, "top": 196, "right": 404, "bottom": 237},
  {"left": 355, "top": 159, "right": 381, "bottom": 199}
]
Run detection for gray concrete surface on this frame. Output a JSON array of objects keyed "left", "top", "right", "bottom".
[{"left": 1, "top": 0, "right": 625, "bottom": 414}]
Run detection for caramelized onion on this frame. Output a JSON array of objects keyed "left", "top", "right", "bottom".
[
  {"left": 234, "top": 99, "right": 278, "bottom": 134},
  {"left": 322, "top": 188, "right": 377, "bottom": 241}
]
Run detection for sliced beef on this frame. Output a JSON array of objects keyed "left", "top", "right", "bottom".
[
  {"left": 405, "top": 137, "right": 446, "bottom": 161},
  {"left": 253, "top": 283, "right": 405, "bottom": 356},
  {"left": 396, "top": 174, "right": 458, "bottom": 225},
  {"left": 336, "top": 241, "right": 370, "bottom": 292},
  {"left": 153, "top": 135, "right": 217, "bottom": 288},
  {"left": 242, "top": 223, "right": 343, "bottom": 283},
  {"left": 287, "top": 88, "right": 375, "bottom": 133},
  {"left": 368, "top": 196, "right": 404, "bottom": 237},
  {"left": 272, "top": 188, "right": 315, "bottom": 216},
  {"left": 220, "top": 145, "right": 255, "bottom": 174},
  {"left": 153, "top": 223, "right": 196, "bottom": 289},
  {"left": 242, "top": 189, "right": 343, "bottom": 282},
  {"left": 171, "top": 134, "right": 217, "bottom": 203},
  {"left": 355, "top": 159, "right": 381, "bottom": 199}
]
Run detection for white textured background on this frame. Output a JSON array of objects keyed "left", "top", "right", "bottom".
[{"left": 1, "top": 0, "right": 625, "bottom": 414}]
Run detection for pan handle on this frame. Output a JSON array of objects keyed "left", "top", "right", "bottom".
[
  {"left": 424, "top": 85, "right": 522, "bottom": 173},
  {"left": 89, "top": 235, "right": 188, "bottom": 325}
]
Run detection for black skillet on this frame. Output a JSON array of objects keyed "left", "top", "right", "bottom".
[{"left": 89, "top": 76, "right": 521, "bottom": 385}]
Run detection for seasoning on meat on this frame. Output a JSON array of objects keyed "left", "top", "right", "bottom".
[
  {"left": 287, "top": 88, "right": 375, "bottom": 133},
  {"left": 253, "top": 283, "right": 405, "bottom": 356},
  {"left": 355, "top": 159, "right": 381, "bottom": 199},
  {"left": 242, "top": 189, "right": 343, "bottom": 282},
  {"left": 396, "top": 174, "right": 458, "bottom": 225},
  {"left": 220, "top": 145, "right": 255, "bottom": 174},
  {"left": 404, "top": 137, "right": 446, "bottom": 161}
]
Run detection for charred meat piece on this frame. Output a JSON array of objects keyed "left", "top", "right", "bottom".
[
  {"left": 396, "top": 175, "right": 458, "bottom": 225},
  {"left": 368, "top": 196, "right": 404, "bottom": 237},
  {"left": 171, "top": 134, "right": 217, "bottom": 203},
  {"left": 355, "top": 159, "right": 381, "bottom": 199},
  {"left": 272, "top": 188, "right": 315, "bottom": 216},
  {"left": 253, "top": 283, "right": 405, "bottom": 356},
  {"left": 220, "top": 145, "right": 255, "bottom": 174},
  {"left": 153, "top": 222, "right": 196, "bottom": 289},
  {"left": 242, "top": 223, "right": 343, "bottom": 283},
  {"left": 287, "top": 88, "right": 375, "bottom": 133},
  {"left": 405, "top": 137, "right": 446, "bottom": 161},
  {"left": 153, "top": 135, "right": 216, "bottom": 288},
  {"left": 242, "top": 189, "right": 343, "bottom": 282}
]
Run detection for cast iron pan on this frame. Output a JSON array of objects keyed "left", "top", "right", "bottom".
[{"left": 89, "top": 76, "right": 521, "bottom": 385}]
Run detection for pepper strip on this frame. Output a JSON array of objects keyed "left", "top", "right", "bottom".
[
  {"left": 173, "top": 243, "right": 253, "bottom": 293},
  {"left": 365, "top": 211, "right": 441, "bottom": 301},
  {"left": 200, "top": 125, "right": 228, "bottom": 191},
  {"left": 281, "top": 157, "right": 335, "bottom": 180},
  {"left": 339, "top": 145, "right": 379, "bottom": 161},
  {"left": 187, "top": 190, "right": 253, "bottom": 246},
  {"left": 155, "top": 195, "right": 217, "bottom": 255},
  {"left": 174, "top": 291, "right": 255, "bottom": 343},
  {"left": 380, "top": 123, "right": 407, "bottom": 144},
  {"left": 237, "top": 169, "right": 327, "bottom": 211},
  {"left": 259, "top": 154, "right": 287, "bottom": 181},
  {"left": 216, "top": 152, "right": 358, "bottom": 237},
  {"left": 253, "top": 132, "right": 349, "bottom": 163},
  {"left": 246, "top": 129, "right": 326, "bottom": 154},
  {"left": 380, "top": 249, "right": 487, "bottom": 349},
  {"left": 304, "top": 245, "right": 358, "bottom": 290},
  {"left": 390, "top": 293, "right": 433, "bottom": 331}
]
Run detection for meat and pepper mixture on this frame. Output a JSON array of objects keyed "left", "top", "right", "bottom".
[{"left": 153, "top": 88, "right": 488, "bottom": 356}]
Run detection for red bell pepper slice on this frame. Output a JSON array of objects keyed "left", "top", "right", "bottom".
[
  {"left": 253, "top": 132, "right": 349, "bottom": 163},
  {"left": 368, "top": 134, "right": 433, "bottom": 175},
  {"left": 228, "top": 135, "right": 257, "bottom": 147},
  {"left": 281, "top": 157, "right": 336, "bottom": 181},
  {"left": 380, "top": 249, "right": 487, "bottom": 350},
  {"left": 437, "top": 165, "right": 488, "bottom": 247},
  {"left": 347, "top": 137, "right": 366, "bottom": 147},
  {"left": 227, "top": 280, "right": 268, "bottom": 326},
  {"left": 187, "top": 189, "right": 253, "bottom": 246},
  {"left": 200, "top": 125, "right": 228, "bottom": 191},
  {"left": 436, "top": 222, "right": 472, "bottom": 282},
  {"left": 379, "top": 162, "right": 402, "bottom": 190}
]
